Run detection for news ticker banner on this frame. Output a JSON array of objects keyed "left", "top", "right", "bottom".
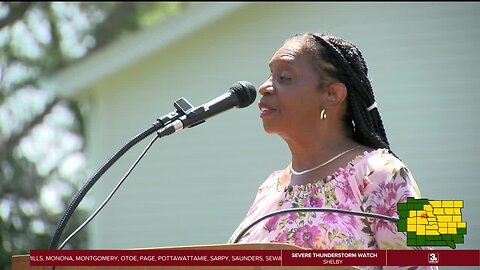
[{"left": 30, "top": 249, "right": 480, "bottom": 267}]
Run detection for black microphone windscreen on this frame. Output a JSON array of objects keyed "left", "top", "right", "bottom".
[{"left": 231, "top": 81, "right": 257, "bottom": 108}]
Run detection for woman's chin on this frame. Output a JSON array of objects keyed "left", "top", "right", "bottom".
[{"left": 262, "top": 123, "right": 281, "bottom": 135}]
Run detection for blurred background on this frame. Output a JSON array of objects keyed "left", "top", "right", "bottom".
[{"left": 1, "top": 2, "right": 479, "bottom": 270}]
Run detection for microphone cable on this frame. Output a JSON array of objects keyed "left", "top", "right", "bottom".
[
  {"left": 58, "top": 135, "right": 159, "bottom": 250},
  {"left": 50, "top": 134, "right": 159, "bottom": 270},
  {"left": 49, "top": 123, "right": 164, "bottom": 251},
  {"left": 232, "top": 207, "right": 400, "bottom": 244}
]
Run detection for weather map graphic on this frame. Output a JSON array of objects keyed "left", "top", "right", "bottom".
[{"left": 397, "top": 197, "right": 467, "bottom": 249}]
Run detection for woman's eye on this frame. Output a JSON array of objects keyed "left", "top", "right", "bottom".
[{"left": 269, "top": 70, "right": 292, "bottom": 83}]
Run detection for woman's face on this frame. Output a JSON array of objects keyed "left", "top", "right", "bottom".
[{"left": 258, "top": 41, "right": 326, "bottom": 137}]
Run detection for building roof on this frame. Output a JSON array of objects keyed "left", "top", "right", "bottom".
[{"left": 43, "top": 2, "right": 247, "bottom": 97}]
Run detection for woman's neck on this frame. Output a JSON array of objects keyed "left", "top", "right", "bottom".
[{"left": 285, "top": 132, "right": 358, "bottom": 172}]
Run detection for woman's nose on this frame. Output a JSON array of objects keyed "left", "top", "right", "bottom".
[{"left": 258, "top": 78, "right": 274, "bottom": 96}]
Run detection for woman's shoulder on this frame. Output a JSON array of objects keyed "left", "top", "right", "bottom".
[
  {"left": 351, "top": 147, "right": 407, "bottom": 176},
  {"left": 351, "top": 148, "right": 422, "bottom": 200}
]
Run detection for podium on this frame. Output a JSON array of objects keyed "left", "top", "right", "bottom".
[{"left": 12, "top": 243, "right": 358, "bottom": 270}]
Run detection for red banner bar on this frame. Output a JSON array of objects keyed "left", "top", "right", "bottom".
[{"left": 30, "top": 249, "right": 480, "bottom": 267}]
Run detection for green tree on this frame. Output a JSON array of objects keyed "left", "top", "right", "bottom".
[{"left": 0, "top": 2, "right": 189, "bottom": 269}]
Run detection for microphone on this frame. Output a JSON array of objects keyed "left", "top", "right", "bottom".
[{"left": 157, "top": 81, "right": 257, "bottom": 138}]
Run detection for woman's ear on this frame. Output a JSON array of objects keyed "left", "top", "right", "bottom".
[{"left": 326, "top": 82, "right": 347, "bottom": 106}]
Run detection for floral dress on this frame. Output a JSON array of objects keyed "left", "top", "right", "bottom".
[{"left": 228, "top": 148, "right": 438, "bottom": 270}]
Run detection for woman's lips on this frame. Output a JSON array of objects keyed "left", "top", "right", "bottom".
[{"left": 258, "top": 102, "right": 276, "bottom": 118}]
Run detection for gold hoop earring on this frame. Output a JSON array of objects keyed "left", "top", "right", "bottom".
[{"left": 320, "top": 109, "right": 327, "bottom": 120}]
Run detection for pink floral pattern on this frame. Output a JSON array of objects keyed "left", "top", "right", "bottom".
[
  {"left": 229, "top": 149, "right": 437, "bottom": 270},
  {"left": 294, "top": 224, "right": 321, "bottom": 248}
]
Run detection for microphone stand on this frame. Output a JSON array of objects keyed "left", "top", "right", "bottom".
[{"left": 49, "top": 98, "right": 196, "bottom": 250}]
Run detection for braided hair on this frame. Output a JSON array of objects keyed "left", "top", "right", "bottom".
[{"left": 287, "top": 33, "right": 390, "bottom": 151}]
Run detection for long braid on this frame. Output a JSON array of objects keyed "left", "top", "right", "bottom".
[{"left": 306, "top": 33, "right": 390, "bottom": 150}]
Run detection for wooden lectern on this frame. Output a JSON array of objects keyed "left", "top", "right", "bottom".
[{"left": 12, "top": 243, "right": 358, "bottom": 270}]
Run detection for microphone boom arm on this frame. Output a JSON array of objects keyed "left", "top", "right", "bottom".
[{"left": 49, "top": 81, "right": 257, "bottom": 250}]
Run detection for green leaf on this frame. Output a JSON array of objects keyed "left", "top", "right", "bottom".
[
  {"left": 399, "top": 167, "right": 409, "bottom": 181},
  {"left": 362, "top": 225, "right": 373, "bottom": 234}
]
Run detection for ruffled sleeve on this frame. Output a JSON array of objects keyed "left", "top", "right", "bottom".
[
  {"left": 359, "top": 150, "right": 422, "bottom": 248},
  {"left": 359, "top": 150, "right": 437, "bottom": 269}
]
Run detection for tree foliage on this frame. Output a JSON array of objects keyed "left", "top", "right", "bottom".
[{"left": 0, "top": 2, "right": 189, "bottom": 269}]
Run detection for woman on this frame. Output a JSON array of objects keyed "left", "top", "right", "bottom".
[{"left": 229, "top": 33, "right": 436, "bottom": 270}]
